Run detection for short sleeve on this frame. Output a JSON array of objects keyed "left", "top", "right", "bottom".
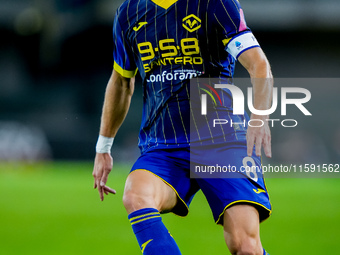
[
  {"left": 212, "top": 0, "right": 260, "bottom": 59},
  {"left": 113, "top": 11, "right": 138, "bottom": 78}
]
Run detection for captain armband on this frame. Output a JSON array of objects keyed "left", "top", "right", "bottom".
[{"left": 225, "top": 32, "right": 260, "bottom": 60}]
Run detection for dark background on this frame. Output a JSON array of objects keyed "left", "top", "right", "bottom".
[{"left": 0, "top": 0, "right": 339, "bottom": 162}]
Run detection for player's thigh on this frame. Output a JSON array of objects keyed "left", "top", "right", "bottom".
[
  {"left": 223, "top": 204, "right": 262, "bottom": 254},
  {"left": 123, "top": 169, "right": 177, "bottom": 214}
]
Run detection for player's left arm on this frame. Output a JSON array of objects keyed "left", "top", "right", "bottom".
[{"left": 238, "top": 47, "right": 273, "bottom": 158}]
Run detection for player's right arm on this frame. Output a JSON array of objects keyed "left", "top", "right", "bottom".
[{"left": 93, "top": 70, "right": 135, "bottom": 201}]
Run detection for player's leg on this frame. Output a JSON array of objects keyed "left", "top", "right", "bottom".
[
  {"left": 123, "top": 169, "right": 177, "bottom": 214},
  {"left": 123, "top": 169, "right": 181, "bottom": 255},
  {"left": 223, "top": 204, "right": 264, "bottom": 255},
  {"left": 194, "top": 148, "right": 271, "bottom": 255},
  {"left": 124, "top": 148, "right": 198, "bottom": 254}
]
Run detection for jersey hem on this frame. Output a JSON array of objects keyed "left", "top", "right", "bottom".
[{"left": 140, "top": 143, "right": 190, "bottom": 154}]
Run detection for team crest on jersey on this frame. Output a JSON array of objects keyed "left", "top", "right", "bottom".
[{"left": 182, "top": 14, "right": 201, "bottom": 32}]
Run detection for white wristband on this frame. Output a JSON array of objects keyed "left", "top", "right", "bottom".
[{"left": 96, "top": 135, "right": 114, "bottom": 153}]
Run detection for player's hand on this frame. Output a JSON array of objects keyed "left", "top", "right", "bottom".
[
  {"left": 92, "top": 153, "right": 116, "bottom": 201},
  {"left": 246, "top": 114, "right": 272, "bottom": 158}
]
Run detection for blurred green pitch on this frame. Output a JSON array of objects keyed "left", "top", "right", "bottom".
[{"left": 0, "top": 162, "right": 339, "bottom": 254}]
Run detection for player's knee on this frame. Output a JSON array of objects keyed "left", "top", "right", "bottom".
[
  {"left": 122, "top": 190, "right": 140, "bottom": 212},
  {"left": 227, "top": 236, "right": 262, "bottom": 255},
  {"left": 122, "top": 189, "right": 156, "bottom": 214}
]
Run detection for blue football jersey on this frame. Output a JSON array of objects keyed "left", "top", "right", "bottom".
[{"left": 113, "top": 0, "right": 260, "bottom": 153}]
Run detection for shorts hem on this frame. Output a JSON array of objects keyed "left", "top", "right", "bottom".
[
  {"left": 129, "top": 169, "right": 190, "bottom": 217},
  {"left": 215, "top": 200, "right": 272, "bottom": 226}
]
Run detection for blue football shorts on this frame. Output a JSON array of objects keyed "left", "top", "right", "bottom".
[{"left": 130, "top": 145, "right": 271, "bottom": 225}]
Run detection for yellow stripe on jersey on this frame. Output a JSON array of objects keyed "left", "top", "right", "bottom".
[
  {"left": 151, "top": 0, "right": 178, "bottom": 9},
  {"left": 114, "top": 61, "right": 138, "bottom": 78}
]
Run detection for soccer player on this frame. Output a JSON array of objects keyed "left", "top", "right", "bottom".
[{"left": 93, "top": 0, "right": 273, "bottom": 254}]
